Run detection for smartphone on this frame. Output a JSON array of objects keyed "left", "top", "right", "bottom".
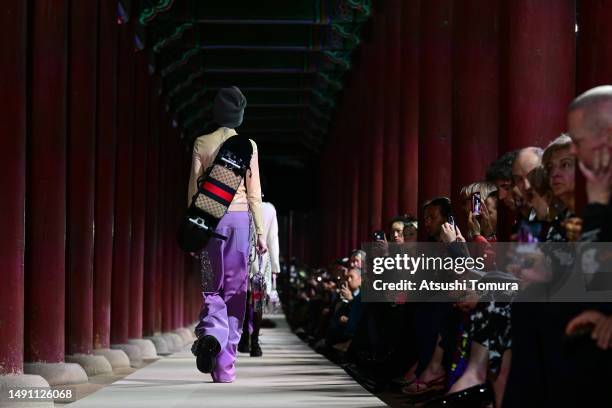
[
  {"left": 472, "top": 192, "right": 482, "bottom": 216},
  {"left": 372, "top": 230, "right": 386, "bottom": 241},
  {"left": 447, "top": 215, "right": 455, "bottom": 227}
]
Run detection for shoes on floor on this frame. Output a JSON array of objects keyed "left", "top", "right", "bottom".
[
  {"left": 424, "top": 383, "right": 493, "bottom": 408},
  {"left": 250, "top": 334, "right": 262, "bottom": 357},
  {"left": 391, "top": 372, "right": 417, "bottom": 386},
  {"left": 194, "top": 335, "right": 221, "bottom": 374},
  {"left": 238, "top": 330, "right": 250, "bottom": 353},
  {"left": 260, "top": 318, "right": 277, "bottom": 328},
  {"left": 250, "top": 342, "right": 262, "bottom": 357}
]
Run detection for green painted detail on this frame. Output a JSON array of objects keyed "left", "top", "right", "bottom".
[
  {"left": 168, "top": 68, "right": 205, "bottom": 99},
  {"left": 323, "top": 50, "right": 351, "bottom": 70},
  {"left": 317, "top": 72, "right": 343, "bottom": 92},
  {"left": 153, "top": 23, "right": 194, "bottom": 53},
  {"left": 331, "top": 22, "right": 361, "bottom": 48},
  {"left": 347, "top": 0, "right": 372, "bottom": 16},
  {"left": 161, "top": 48, "right": 200, "bottom": 78},
  {"left": 176, "top": 88, "right": 208, "bottom": 114},
  {"left": 140, "top": 0, "right": 175, "bottom": 26}
]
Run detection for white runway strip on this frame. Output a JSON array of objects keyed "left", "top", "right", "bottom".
[{"left": 68, "top": 315, "right": 387, "bottom": 408}]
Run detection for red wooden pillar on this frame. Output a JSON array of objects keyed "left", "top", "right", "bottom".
[
  {"left": 577, "top": 0, "right": 612, "bottom": 91},
  {"left": 129, "top": 54, "right": 149, "bottom": 339},
  {"left": 143, "top": 79, "right": 161, "bottom": 337},
  {"left": 575, "top": 0, "right": 612, "bottom": 214},
  {"left": 338, "top": 114, "right": 348, "bottom": 256},
  {"left": 321, "top": 145, "right": 333, "bottom": 261},
  {"left": 26, "top": 0, "right": 68, "bottom": 364},
  {"left": 369, "top": 7, "right": 385, "bottom": 232},
  {"left": 111, "top": 22, "right": 135, "bottom": 345},
  {"left": 161, "top": 122, "right": 173, "bottom": 333},
  {"left": 155, "top": 117, "right": 166, "bottom": 333},
  {"left": 502, "top": 0, "right": 575, "bottom": 151},
  {"left": 183, "top": 254, "right": 192, "bottom": 327},
  {"left": 93, "top": 0, "right": 118, "bottom": 350},
  {"left": 382, "top": 0, "right": 402, "bottom": 223},
  {"left": 399, "top": 1, "right": 420, "bottom": 217},
  {"left": 0, "top": 0, "right": 27, "bottom": 375},
  {"left": 155, "top": 101, "right": 168, "bottom": 334},
  {"left": 66, "top": 0, "right": 98, "bottom": 355},
  {"left": 418, "top": 0, "right": 453, "bottom": 231},
  {"left": 171, "top": 135, "right": 181, "bottom": 329},
  {"left": 452, "top": 0, "right": 500, "bottom": 225},
  {"left": 347, "top": 76, "right": 360, "bottom": 250},
  {"left": 357, "top": 41, "right": 372, "bottom": 242}
]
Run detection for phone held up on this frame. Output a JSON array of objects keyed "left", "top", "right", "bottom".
[
  {"left": 472, "top": 191, "right": 482, "bottom": 216},
  {"left": 372, "top": 230, "right": 386, "bottom": 241}
]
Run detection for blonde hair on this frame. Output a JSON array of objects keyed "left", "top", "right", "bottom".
[{"left": 459, "top": 181, "right": 498, "bottom": 201}]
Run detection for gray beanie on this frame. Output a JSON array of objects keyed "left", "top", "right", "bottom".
[{"left": 213, "top": 86, "right": 246, "bottom": 128}]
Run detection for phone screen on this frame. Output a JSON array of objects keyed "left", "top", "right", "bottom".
[
  {"left": 373, "top": 230, "right": 385, "bottom": 241},
  {"left": 472, "top": 192, "right": 482, "bottom": 215}
]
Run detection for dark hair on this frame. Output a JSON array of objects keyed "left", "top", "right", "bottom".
[
  {"left": 526, "top": 166, "right": 551, "bottom": 197},
  {"left": 485, "top": 150, "right": 519, "bottom": 182},
  {"left": 423, "top": 197, "right": 452, "bottom": 218},
  {"left": 388, "top": 214, "right": 417, "bottom": 229}
]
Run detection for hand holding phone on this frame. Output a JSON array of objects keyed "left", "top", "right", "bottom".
[
  {"left": 472, "top": 192, "right": 482, "bottom": 216},
  {"left": 372, "top": 230, "right": 386, "bottom": 241}
]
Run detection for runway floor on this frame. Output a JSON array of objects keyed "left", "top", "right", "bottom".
[{"left": 68, "top": 315, "right": 386, "bottom": 408}]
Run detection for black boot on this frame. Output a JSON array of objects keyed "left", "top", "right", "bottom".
[
  {"left": 250, "top": 334, "right": 262, "bottom": 357},
  {"left": 192, "top": 335, "right": 221, "bottom": 374},
  {"left": 238, "top": 330, "right": 250, "bottom": 353}
]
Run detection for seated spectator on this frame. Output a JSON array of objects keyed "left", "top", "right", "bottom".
[{"left": 325, "top": 268, "right": 363, "bottom": 352}]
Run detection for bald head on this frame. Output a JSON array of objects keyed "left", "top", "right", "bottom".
[
  {"left": 568, "top": 85, "right": 612, "bottom": 167},
  {"left": 570, "top": 85, "right": 612, "bottom": 113},
  {"left": 512, "top": 147, "right": 543, "bottom": 201}
]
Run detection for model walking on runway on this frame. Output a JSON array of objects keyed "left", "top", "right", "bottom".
[{"left": 188, "top": 86, "right": 267, "bottom": 383}]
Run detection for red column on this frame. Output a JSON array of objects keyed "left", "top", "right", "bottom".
[
  {"left": 0, "top": 0, "right": 27, "bottom": 374},
  {"left": 502, "top": 0, "right": 575, "bottom": 151},
  {"left": 129, "top": 54, "right": 149, "bottom": 339},
  {"left": 398, "top": 1, "right": 420, "bottom": 217},
  {"left": 25, "top": 0, "right": 68, "bottom": 364},
  {"left": 418, "top": 0, "right": 453, "bottom": 229},
  {"left": 452, "top": 0, "right": 500, "bottom": 223},
  {"left": 66, "top": 0, "right": 98, "bottom": 356},
  {"left": 369, "top": 7, "right": 385, "bottom": 232},
  {"left": 347, "top": 78, "right": 360, "bottom": 250},
  {"left": 111, "top": 22, "right": 135, "bottom": 345},
  {"left": 155, "top": 103, "right": 168, "bottom": 334},
  {"left": 357, "top": 42, "right": 372, "bottom": 242},
  {"left": 382, "top": 0, "right": 402, "bottom": 223},
  {"left": 161, "top": 123, "right": 173, "bottom": 333},
  {"left": 577, "top": 0, "right": 612, "bottom": 92},
  {"left": 143, "top": 79, "right": 161, "bottom": 337},
  {"left": 93, "top": 0, "right": 118, "bottom": 350},
  {"left": 576, "top": 0, "right": 612, "bottom": 214}
]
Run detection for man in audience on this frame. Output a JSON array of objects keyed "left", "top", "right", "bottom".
[
  {"left": 563, "top": 85, "right": 612, "bottom": 406},
  {"left": 325, "top": 268, "right": 363, "bottom": 352},
  {"left": 511, "top": 147, "right": 544, "bottom": 221},
  {"left": 486, "top": 150, "right": 519, "bottom": 212}
]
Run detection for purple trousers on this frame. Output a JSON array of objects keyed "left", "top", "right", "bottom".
[{"left": 195, "top": 211, "right": 250, "bottom": 382}]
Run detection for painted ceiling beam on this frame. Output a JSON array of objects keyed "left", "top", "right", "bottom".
[{"left": 157, "top": 18, "right": 333, "bottom": 25}]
